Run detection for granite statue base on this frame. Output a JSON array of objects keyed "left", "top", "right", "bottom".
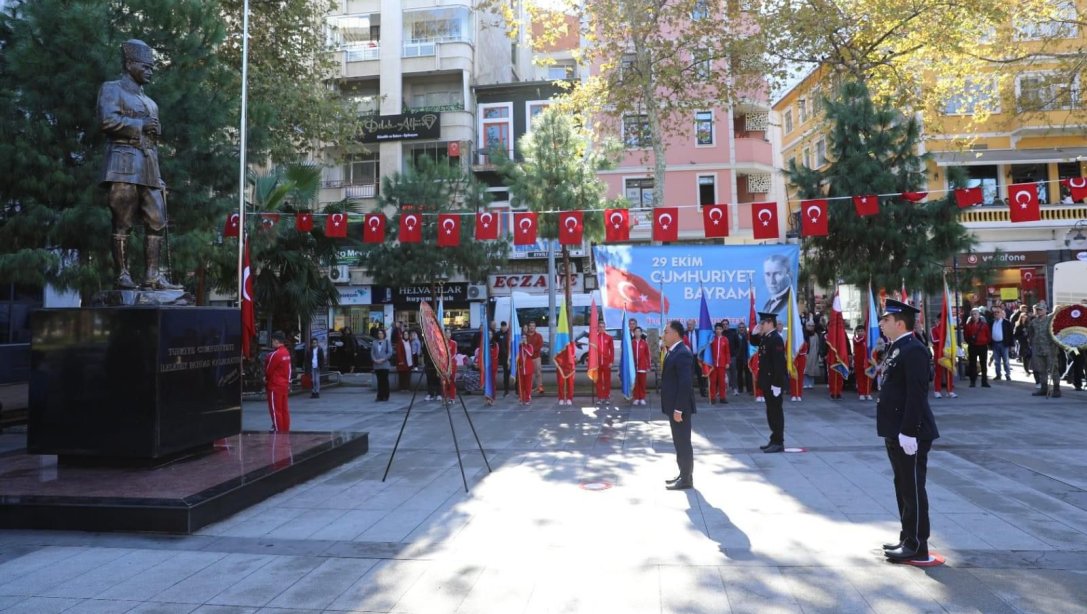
[
  {"left": 29, "top": 307, "right": 242, "bottom": 459},
  {"left": 0, "top": 431, "right": 369, "bottom": 533}
]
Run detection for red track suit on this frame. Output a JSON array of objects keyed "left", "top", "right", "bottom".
[
  {"left": 931, "top": 326, "right": 954, "bottom": 394},
  {"left": 749, "top": 353, "right": 760, "bottom": 395},
  {"left": 265, "top": 345, "right": 292, "bottom": 432},
  {"left": 790, "top": 342, "right": 808, "bottom": 398},
  {"left": 445, "top": 338, "right": 458, "bottom": 401},
  {"left": 709, "top": 335, "right": 731, "bottom": 402},
  {"left": 632, "top": 337, "right": 650, "bottom": 402},
  {"left": 517, "top": 340, "right": 535, "bottom": 403},
  {"left": 852, "top": 334, "right": 872, "bottom": 397},
  {"left": 554, "top": 345, "right": 575, "bottom": 402},
  {"left": 595, "top": 330, "right": 615, "bottom": 400}
]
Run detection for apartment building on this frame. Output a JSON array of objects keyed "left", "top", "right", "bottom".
[{"left": 772, "top": 21, "right": 1087, "bottom": 306}]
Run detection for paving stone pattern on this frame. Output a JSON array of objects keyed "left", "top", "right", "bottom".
[{"left": 1, "top": 369, "right": 1086, "bottom": 613}]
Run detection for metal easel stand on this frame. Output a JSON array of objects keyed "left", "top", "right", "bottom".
[{"left": 382, "top": 369, "right": 492, "bottom": 492}]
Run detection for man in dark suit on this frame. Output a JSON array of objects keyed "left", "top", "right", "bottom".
[
  {"left": 661, "top": 320, "right": 697, "bottom": 490},
  {"left": 751, "top": 312, "right": 788, "bottom": 453},
  {"left": 877, "top": 299, "right": 940, "bottom": 563}
]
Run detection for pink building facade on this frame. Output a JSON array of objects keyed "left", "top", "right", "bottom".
[{"left": 598, "top": 102, "right": 780, "bottom": 241}]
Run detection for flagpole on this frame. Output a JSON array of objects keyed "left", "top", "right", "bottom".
[{"left": 236, "top": 0, "right": 250, "bottom": 303}]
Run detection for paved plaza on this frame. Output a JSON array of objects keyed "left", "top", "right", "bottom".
[{"left": 1, "top": 369, "right": 1086, "bottom": 613}]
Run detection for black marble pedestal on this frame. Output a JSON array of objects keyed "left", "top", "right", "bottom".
[
  {"left": 28, "top": 307, "right": 242, "bottom": 459},
  {"left": 0, "top": 431, "right": 369, "bottom": 533}
]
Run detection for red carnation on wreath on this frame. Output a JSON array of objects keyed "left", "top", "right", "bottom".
[{"left": 1050, "top": 304, "right": 1087, "bottom": 353}]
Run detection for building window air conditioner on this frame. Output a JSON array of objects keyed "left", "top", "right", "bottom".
[{"left": 329, "top": 264, "right": 351, "bottom": 284}]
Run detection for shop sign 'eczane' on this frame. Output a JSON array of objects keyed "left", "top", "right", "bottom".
[{"left": 487, "top": 274, "right": 583, "bottom": 296}]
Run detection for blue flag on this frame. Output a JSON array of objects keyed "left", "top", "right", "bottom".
[
  {"left": 480, "top": 303, "right": 494, "bottom": 400},
  {"left": 619, "top": 310, "right": 635, "bottom": 398},
  {"left": 698, "top": 290, "right": 714, "bottom": 373},
  {"left": 509, "top": 295, "right": 521, "bottom": 379}
]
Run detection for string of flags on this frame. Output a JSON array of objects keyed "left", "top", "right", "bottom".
[{"left": 223, "top": 178, "right": 1086, "bottom": 244}]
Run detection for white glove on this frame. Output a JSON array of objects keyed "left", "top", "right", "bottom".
[
  {"left": 770, "top": 386, "right": 782, "bottom": 397},
  {"left": 898, "top": 433, "right": 918, "bottom": 456}
]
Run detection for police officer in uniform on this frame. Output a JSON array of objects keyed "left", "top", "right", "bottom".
[
  {"left": 877, "top": 299, "right": 940, "bottom": 562},
  {"left": 752, "top": 311, "right": 787, "bottom": 453},
  {"left": 98, "top": 39, "right": 180, "bottom": 290}
]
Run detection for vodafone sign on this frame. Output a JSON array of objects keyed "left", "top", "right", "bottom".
[{"left": 488, "top": 273, "right": 583, "bottom": 296}]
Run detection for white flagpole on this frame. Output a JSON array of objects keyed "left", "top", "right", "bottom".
[{"left": 236, "top": 0, "right": 250, "bottom": 303}]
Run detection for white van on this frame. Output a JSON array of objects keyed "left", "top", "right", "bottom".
[
  {"left": 1053, "top": 260, "right": 1087, "bottom": 306},
  {"left": 492, "top": 291, "right": 602, "bottom": 361}
]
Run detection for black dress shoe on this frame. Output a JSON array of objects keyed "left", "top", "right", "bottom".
[
  {"left": 759, "top": 442, "right": 772, "bottom": 450},
  {"left": 981, "top": 382, "right": 991, "bottom": 388},
  {"left": 1032, "top": 390, "right": 1048, "bottom": 396},
  {"left": 885, "top": 541, "right": 928, "bottom": 562},
  {"left": 1051, "top": 391, "right": 1062, "bottom": 398},
  {"left": 882, "top": 541, "right": 903, "bottom": 551},
  {"left": 721, "top": 399, "right": 729, "bottom": 404},
  {"left": 763, "top": 443, "right": 785, "bottom": 453},
  {"left": 665, "top": 475, "right": 683, "bottom": 484},
  {"left": 665, "top": 479, "right": 693, "bottom": 490}
]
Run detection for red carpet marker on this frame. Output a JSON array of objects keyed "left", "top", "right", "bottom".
[
  {"left": 888, "top": 552, "right": 946, "bottom": 567},
  {"left": 784, "top": 447, "right": 808, "bottom": 453},
  {"left": 580, "top": 481, "right": 613, "bottom": 491}
]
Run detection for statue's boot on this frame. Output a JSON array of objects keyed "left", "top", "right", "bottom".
[
  {"left": 142, "top": 234, "right": 182, "bottom": 290},
  {"left": 111, "top": 233, "right": 138, "bottom": 289}
]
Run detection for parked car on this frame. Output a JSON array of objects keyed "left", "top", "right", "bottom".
[
  {"left": 449, "top": 328, "right": 481, "bottom": 358},
  {"left": 327, "top": 330, "right": 374, "bottom": 373},
  {"left": 573, "top": 329, "right": 623, "bottom": 364}
]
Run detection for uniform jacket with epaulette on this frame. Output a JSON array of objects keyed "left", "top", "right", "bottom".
[
  {"left": 98, "top": 73, "right": 162, "bottom": 188},
  {"left": 876, "top": 333, "right": 939, "bottom": 440}
]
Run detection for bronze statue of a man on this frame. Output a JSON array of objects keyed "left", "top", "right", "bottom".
[{"left": 98, "top": 39, "right": 180, "bottom": 290}]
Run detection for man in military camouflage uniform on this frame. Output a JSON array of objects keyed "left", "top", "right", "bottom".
[
  {"left": 1027, "top": 302, "right": 1061, "bottom": 398},
  {"left": 98, "top": 39, "right": 180, "bottom": 290}
]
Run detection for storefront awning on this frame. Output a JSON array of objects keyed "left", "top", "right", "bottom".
[{"left": 932, "top": 148, "right": 1087, "bottom": 166}]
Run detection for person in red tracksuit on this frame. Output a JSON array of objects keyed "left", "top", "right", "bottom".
[
  {"left": 265, "top": 331, "right": 292, "bottom": 433},
  {"left": 790, "top": 340, "right": 808, "bottom": 401},
  {"left": 517, "top": 331, "right": 535, "bottom": 404},
  {"left": 709, "top": 323, "right": 731, "bottom": 404},
  {"left": 475, "top": 339, "right": 499, "bottom": 406},
  {"left": 852, "top": 325, "right": 873, "bottom": 400},
  {"left": 632, "top": 326, "right": 650, "bottom": 405},
  {"left": 595, "top": 326, "right": 615, "bottom": 401},
  {"left": 554, "top": 343, "right": 575, "bottom": 406}
]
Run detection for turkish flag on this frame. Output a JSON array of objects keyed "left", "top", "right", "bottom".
[
  {"left": 954, "top": 187, "right": 983, "bottom": 208},
  {"left": 1020, "top": 268, "right": 1037, "bottom": 289},
  {"left": 513, "top": 212, "right": 538, "bottom": 245},
  {"left": 1062, "top": 177, "right": 1087, "bottom": 201},
  {"left": 399, "top": 212, "right": 422, "bottom": 243},
  {"left": 1008, "top": 183, "right": 1040, "bottom": 223},
  {"left": 702, "top": 204, "right": 729, "bottom": 238},
  {"left": 653, "top": 207, "right": 679, "bottom": 242},
  {"left": 325, "top": 212, "right": 348, "bottom": 237},
  {"left": 603, "top": 265, "right": 670, "bottom": 314},
  {"left": 604, "top": 208, "right": 630, "bottom": 242},
  {"left": 223, "top": 213, "right": 240, "bottom": 237},
  {"left": 557, "top": 211, "right": 584, "bottom": 245},
  {"left": 853, "top": 194, "right": 879, "bottom": 217},
  {"left": 241, "top": 241, "right": 255, "bottom": 359},
  {"left": 901, "top": 191, "right": 928, "bottom": 203},
  {"left": 295, "top": 211, "right": 313, "bottom": 232},
  {"left": 363, "top": 213, "right": 385, "bottom": 244},
  {"left": 260, "top": 213, "right": 280, "bottom": 232},
  {"left": 801, "top": 199, "right": 828, "bottom": 237},
  {"left": 437, "top": 213, "right": 461, "bottom": 247},
  {"left": 751, "top": 202, "right": 779, "bottom": 240},
  {"left": 476, "top": 210, "right": 499, "bottom": 240}
]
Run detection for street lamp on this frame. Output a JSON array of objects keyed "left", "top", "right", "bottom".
[{"left": 1064, "top": 219, "right": 1087, "bottom": 251}]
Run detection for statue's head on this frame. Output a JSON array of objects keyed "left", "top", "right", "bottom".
[{"left": 120, "top": 39, "right": 155, "bottom": 84}]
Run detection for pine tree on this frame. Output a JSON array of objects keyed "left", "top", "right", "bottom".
[
  {"left": 361, "top": 158, "right": 508, "bottom": 300},
  {"left": 786, "top": 81, "right": 975, "bottom": 294}
]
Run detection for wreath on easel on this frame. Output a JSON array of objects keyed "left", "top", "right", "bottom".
[{"left": 1050, "top": 304, "right": 1087, "bottom": 354}]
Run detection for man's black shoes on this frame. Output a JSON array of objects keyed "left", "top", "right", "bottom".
[
  {"left": 763, "top": 443, "right": 785, "bottom": 453},
  {"left": 882, "top": 541, "right": 902, "bottom": 551},
  {"left": 885, "top": 540, "right": 928, "bottom": 562},
  {"left": 665, "top": 475, "right": 683, "bottom": 484},
  {"left": 666, "top": 479, "right": 693, "bottom": 490}
]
